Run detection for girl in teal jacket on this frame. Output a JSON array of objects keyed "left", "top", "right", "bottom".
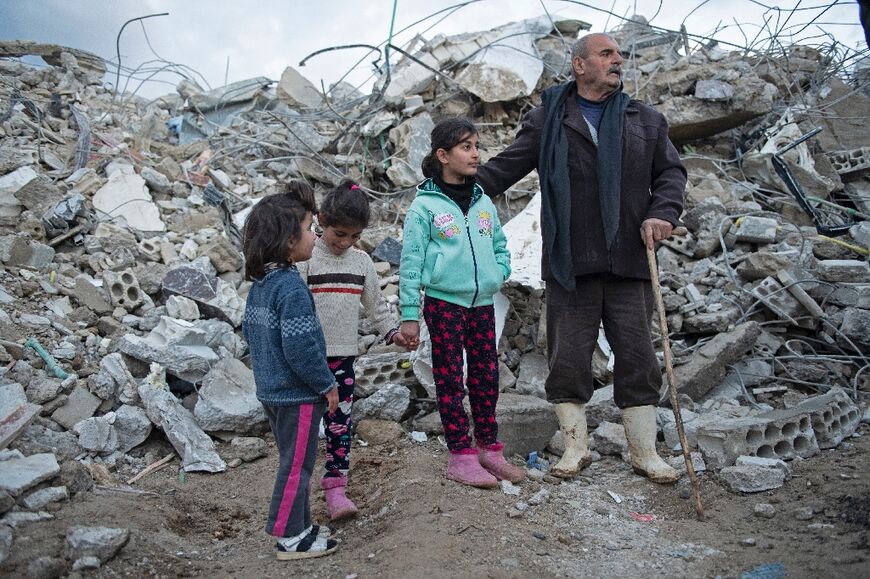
[{"left": 399, "top": 117, "right": 524, "bottom": 489}]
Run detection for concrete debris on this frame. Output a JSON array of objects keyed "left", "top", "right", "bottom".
[
  {"left": 0, "top": 451, "right": 60, "bottom": 496},
  {"left": 0, "top": 9, "right": 868, "bottom": 545},
  {"left": 193, "top": 357, "right": 266, "bottom": 433},
  {"left": 65, "top": 526, "right": 129, "bottom": 564},
  {"left": 119, "top": 316, "right": 219, "bottom": 383},
  {"left": 137, "top": 364, "right": 225, "bottom": 472}
]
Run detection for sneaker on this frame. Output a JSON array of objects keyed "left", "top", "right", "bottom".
[
  {"left": 275, "top": 526, "right": 338, "bottom": 560},
  {"left": 311, "top": 524, "right": 334, "bottom": 540}
]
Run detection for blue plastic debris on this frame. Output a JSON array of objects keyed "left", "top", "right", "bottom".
[{"left": 741, "top": 563, "right": 785, "bottom": 579}]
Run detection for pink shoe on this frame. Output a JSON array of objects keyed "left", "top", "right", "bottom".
[
  {"left": 446, "top": 448, "right": 498, "bottom": 488},
  {"left": 477, "top": 442, "right": 526, "bottom": 483},
  {"left": 321, "top": 476, "right": 358, "bottom": 521}
]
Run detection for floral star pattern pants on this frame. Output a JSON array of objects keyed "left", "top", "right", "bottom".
[
  {"left": 423, "top": 295, "right": 499, "bottom": 452},
  {"left": 323, "top": 355, "right": 355, "bottom": 478}
]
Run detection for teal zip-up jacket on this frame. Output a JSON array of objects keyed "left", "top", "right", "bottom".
[{"left": 399, "top": 178, "right": 511, "bottom": 321}]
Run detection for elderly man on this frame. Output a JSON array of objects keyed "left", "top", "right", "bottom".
[{"left": 476, "top": 33, "right": 685, "bottom": 483}]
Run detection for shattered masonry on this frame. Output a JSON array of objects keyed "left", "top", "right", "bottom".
[{"left": 1, "top": 7, "right": 869, "bottom": 569}]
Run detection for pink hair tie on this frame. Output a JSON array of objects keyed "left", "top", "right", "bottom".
[{"left": 350, "top": 184, "right": 360, "bottom": 190}]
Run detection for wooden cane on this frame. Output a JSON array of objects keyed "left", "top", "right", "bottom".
[{"left": 646, "top": 243, "right": 705, "bottom": 522}]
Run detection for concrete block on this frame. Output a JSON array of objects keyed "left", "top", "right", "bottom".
[
  {"left": 720, "top": 464, "right": 786, "bottom": 492},
  {"left": 733, "top": 216, "right": 777, "bottom": 244},
  {"left": 735, "top": 455, "right": 792, "bottom": 479},
  {"left": 591, "top": 421, "right": 628, "bottom": 457},
  {"left": 118, "top": 317, "right": 218, "bottom": 383},
  {"left": 696, "top": 411, "right": 819, "bottom": 469},
  {"left": 777, "top": 388, "right": 861, "bottom": 449},
  {"left": 102, "top": 268, "right": 143, "bottom": 311},
  {"left": 817, "top": 259, "right": 870, "bottom": 283},
  {"left": 827, "top": 146, "right": 870, "bottom": 175},
  {"left": 490, "top": 393, "right": 558, "bottom": 459},
  {"left": 752, "top": 277, "right": 808, "bottom": 326},
  {"left": 353, "top": 352, "right": 416, "bottom": 398}
]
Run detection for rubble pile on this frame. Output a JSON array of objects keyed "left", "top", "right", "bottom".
[{"left": 0, "top": 12, "right": 868, "bottom": 568}]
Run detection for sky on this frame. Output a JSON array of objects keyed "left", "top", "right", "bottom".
[{"left": 0, "top": 1, "right": 866, "bottom": 99}]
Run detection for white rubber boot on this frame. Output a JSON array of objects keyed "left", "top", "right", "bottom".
[
  {"left": 550, "top": 403, "right": 592, "bottom": 478},
  {"left": 622, "top": 405, "right": 679, "bottom": 484}
]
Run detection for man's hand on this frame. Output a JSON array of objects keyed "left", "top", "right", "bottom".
[
  {"left": 640, "top": 218, "right": 674, "bottom": 250},
  {"left": 325, "top": 385, "right": 339, "bottom": 414},
  {"left": 400, "top": 320, "right": 420, "bottom": 350}
]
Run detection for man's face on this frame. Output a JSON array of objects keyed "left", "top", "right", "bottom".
[{"left": 573, "top": 35, "right": 624, "bottom": 96}]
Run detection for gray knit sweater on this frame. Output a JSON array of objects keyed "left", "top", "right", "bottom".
[{"left": 297, "top": 237, "right": 398, "bottom": 357}]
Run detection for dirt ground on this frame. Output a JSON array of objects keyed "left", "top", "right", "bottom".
[{"left": 3, "top": 421, "right": 869, "bottom": 579}]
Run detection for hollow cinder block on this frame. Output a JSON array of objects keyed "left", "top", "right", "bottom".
[
  {"left": 102, "top": 267, "right": 144, "bottom": 311},
  {"left": 696, "top": 412, "right": 819, "bottom": 469},
  {"left": 768, "top": 388, "right": 860, "bottom": 449},
  {"left": 353, "top": 351, "right": 416, "bottom": 398}
]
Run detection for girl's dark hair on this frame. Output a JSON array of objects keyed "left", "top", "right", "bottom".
[
  {"left": 421, "top": 117, "right": 478, "bottom": 179},
  {"left": 282, "top": 180, "right": 317, "bottom": 214},
  {"left": 242, "top": 181, "right": 316, "bottom": 281},
  {"left": 319, "top": 179, "right": 370, "bottom": 229}
]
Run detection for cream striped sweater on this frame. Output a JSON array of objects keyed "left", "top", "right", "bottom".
[{"left": 297, "top": 237, "right": 398, "bottom": 357}]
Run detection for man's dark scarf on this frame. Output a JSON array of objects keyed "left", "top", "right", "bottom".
[{"left": 538, "top": 81, "right": 629, "bottom": 291}]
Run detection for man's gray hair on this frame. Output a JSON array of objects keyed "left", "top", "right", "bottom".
[{"left": 570, "top": 33, "right": 616, "bottom": 60}]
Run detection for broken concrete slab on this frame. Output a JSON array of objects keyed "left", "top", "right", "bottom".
[
  {"left": 222, "top": 436, "right": 268, "bottom": 463},
  {"left": 65, "top": 526, "right": 129, "bottom": 564},
  {"left": 73, "top": 274, "right": 112, "bottom": 313},
  {"left": 92, "top": 171, "right": 165, "bottom": 232},
  {"left": 119, "top": 316, "right": 219, "bottom": 383},
  {"left": 671, "top": 321, "right": 761, "bottom": 401},
  {"left": 453, "top": 17, "right": 552, "bottom": 102},
  {"left": 352, "top": 384, "right": 410, "bottom": 423},
  {"left": 276, "top": 66, "right": 322, "bottom": 109},
  {"left": 735, "top": 455, "right": 792, "bottom": 480},
  {"left": 113, "top": 404, "right": 152, "bottom": 453},
  {"left": 138, "top": 364, "right": 225, "bottom": 473},
  {"left": 50, "top": 386, "right": 101, "bottom": 431},
  {"left": 0, "top": 236, "right": 55, "bottom": 270},
  {"left": 22, "top": 485, "right": 68, "bottom": 510},
  {"left": 162, "top": 265, "right": 243, "bottom": 327},
  {"left": 193, "top": 358, "right": 266, "bottom": 433},
  {"left": 0, "top": 452, "right": 60, "bottom": 496},
  {"left": 837, "top": 307, "right": 870, "bottom": 351},
  {"left": 386, "top": 113, "right": 434, "bottom": 188},
  {"left": 0, "top": 165, "right": 37, "bottom": 218}
]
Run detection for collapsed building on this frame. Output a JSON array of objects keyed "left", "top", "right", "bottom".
[{"left": 0, "top": 11, "right": 869, "bottom": 570}]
